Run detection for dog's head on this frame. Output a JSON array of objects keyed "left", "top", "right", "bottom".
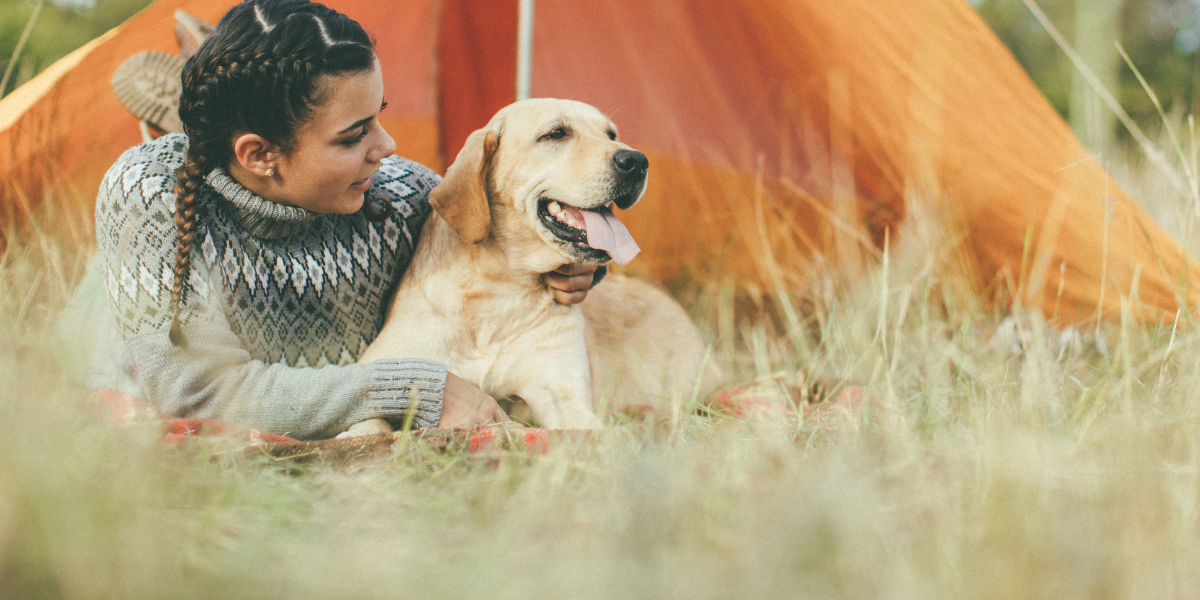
[{"left": 430, "top": 98, "right": 647, "bottom": 272}]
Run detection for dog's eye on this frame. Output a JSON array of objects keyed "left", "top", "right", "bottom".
[
  {"left": 541, "top": 127, "right": 568, "bottom": 141},
  {"left": 607, "top": 130, "right": 617, "bottom": 140}
]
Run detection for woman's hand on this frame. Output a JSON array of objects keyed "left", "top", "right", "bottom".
[
  {"left": 437, "top": 372, "right": 508, "bottom": 429},
  {"left": 545, "top": 263, "right": 600, "bottom": 305}
]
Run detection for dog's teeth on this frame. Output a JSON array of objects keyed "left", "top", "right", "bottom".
[{"left": 548, "top": 201, "right": 562, "bottom": 215}]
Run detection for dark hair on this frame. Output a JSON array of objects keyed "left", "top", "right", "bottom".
[{"left": 169, "top": 0, "right": 376, "bottom": 346}]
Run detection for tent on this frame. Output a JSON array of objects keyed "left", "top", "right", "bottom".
[{"left": 1, "top": 0, "right": 1196, "bottom": 322}]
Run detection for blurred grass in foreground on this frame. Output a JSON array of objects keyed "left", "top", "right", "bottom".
[{"left": 3, "top": 131, "right": 1200, "bottom": 599}]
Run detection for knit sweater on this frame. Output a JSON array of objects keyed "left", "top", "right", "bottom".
[{"left": 92, "top": 133, "right": 447, "bottom": 439}]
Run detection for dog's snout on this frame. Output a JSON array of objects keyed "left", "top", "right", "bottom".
[{"left": 613, "top": 150, "right": 649, "bottom": 176}]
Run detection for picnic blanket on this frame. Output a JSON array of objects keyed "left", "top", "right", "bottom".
[
  {"left": 88, "top": 388, "right": 556, "bottom": 464},
  {"left": 86, "top": 377, "right": 873, "bottom": 465}
]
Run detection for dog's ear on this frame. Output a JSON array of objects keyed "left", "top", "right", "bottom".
[{"left": 430, "top": 128, "right": 499, "bottom": 244}]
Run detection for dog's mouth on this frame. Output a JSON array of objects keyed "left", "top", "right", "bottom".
[
  {"left": 538, "top": 198, "right": 593, "bottom": 244},
  {"left": 537, "top": 199, "right": 641, "bottom": 265}
]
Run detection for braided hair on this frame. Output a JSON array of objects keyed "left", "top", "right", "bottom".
[{"left": 169, "top": 0, "right": 376, "bottom": 346}]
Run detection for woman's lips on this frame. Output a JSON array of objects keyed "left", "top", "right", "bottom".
[{"left": 350, "top": 176, "right": 372, "bottom": 192}]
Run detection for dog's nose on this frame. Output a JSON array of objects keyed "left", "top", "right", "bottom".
[{"left": 613, "top": 150, "right": 649, "bottom": 176}]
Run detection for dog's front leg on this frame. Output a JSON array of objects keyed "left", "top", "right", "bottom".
[
  {"left": 505, "top": 339, "right": 601, "bottom": 429},
  {"left": 516, "top": 380, "right": 602, "bottom": 429}
]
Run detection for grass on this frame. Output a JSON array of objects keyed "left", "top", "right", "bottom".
[{"left": 5, "top": 134, "right": 1200, "bottom": 598}]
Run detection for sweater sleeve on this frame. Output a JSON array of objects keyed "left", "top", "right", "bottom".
[
  {"left": 122, "top": 321, "right": 445, "bottom": 440},
  {"left": 94, "top": 136, "right": 445, "bottom": 439}
]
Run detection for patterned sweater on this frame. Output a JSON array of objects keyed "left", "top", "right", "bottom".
[{"left": 92, "top": 133, "right": 447, "bottom": 439}]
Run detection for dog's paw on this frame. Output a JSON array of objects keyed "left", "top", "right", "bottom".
[
  {"left": 610, "top": 403, "right": 662, "bottom": 423},
  {"left": 337, "top": 418, "right": 394, "bottom": 439}
]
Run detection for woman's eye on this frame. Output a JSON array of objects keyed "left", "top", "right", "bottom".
[
  {"left": 542, "top": 127, "right": 568, "bottom": 141},
  {"left": 344, "top": 128, "right": 368, "bottom": 145}
]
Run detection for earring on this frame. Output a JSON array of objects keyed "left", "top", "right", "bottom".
[{"left": 265, "top": 166, "right": 275, "bottom": 178}]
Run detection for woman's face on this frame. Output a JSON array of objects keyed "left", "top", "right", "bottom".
[{"left": 269, "top": 59, "right": 396, "bottom": 214}]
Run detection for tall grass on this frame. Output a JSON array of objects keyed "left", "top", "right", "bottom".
[{"left": 5, "top": 134, "right": 1200, "bottom": 598}]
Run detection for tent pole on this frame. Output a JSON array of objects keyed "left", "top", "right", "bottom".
[{"left": 516, "top": 0, "right": 534, "bottom": 101}]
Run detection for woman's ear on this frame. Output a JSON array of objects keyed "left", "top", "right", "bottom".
[
  {"left": 430, "top": 127, "right": 499, "bottom": 245},
  {"left": 231, "top": 132, "right": 282, "bottom": 177}
]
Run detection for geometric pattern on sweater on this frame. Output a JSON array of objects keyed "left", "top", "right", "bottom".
[
  {"left": 96, "top": 134, "right": 197, "bottom": 333},
  {"left": 95, "top": 133, "right": 439, "bottom": 368}
]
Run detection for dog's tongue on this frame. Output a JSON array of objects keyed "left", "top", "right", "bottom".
[{"left": 582, "top": 207, "right": 640, "bottom": 265}]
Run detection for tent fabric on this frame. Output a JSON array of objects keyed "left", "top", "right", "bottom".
[
  {"left": 525, "top": 0, "right": 1199, "bottom": 322},
  {"left": 0, "top": 0, "right": 1196, "bottom": 323}
]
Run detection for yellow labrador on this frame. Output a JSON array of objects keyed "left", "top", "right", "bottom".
[{"left": 352, "top": 98, "right": 719, "bottom": 431}]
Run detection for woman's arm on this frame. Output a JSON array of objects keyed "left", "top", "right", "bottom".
[{"left": 122, "top": 313, "right": 445, "bottom": 439}]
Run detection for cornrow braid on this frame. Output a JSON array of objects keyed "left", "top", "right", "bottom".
[{"left": 166, "top": 0, "right": 375, "bottom": 346}]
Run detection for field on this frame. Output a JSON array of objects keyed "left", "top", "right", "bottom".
[
  {"left": 5, "top": 1, "right": 1200, "bottom": 596},
  {"left": 1, "top": 134, "right": 1200, "bottom": 600}
]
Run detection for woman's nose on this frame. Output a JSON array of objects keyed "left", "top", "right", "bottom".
[{"left": 370, "top": 124, "right": 397, "bottom": 161}]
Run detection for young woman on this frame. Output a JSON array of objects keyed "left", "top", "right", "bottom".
[{"left": 88, "top": 0, "right": 599, "bottom": 440}]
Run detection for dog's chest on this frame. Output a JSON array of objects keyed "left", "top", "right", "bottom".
[{"left": 374, "top": 269, "right": 587, "bottom": 393}]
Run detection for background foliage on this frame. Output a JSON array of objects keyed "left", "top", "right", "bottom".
[
  {"left": 973, "top": 0, "right": 1200, "bottom": 149},
  {"left": 0, "top": 0, "right": 154, "bottom": 96}
]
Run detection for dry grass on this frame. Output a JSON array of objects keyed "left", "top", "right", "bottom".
[{"left": 4, "top": 145, "right": 1200, "bottom": 600}]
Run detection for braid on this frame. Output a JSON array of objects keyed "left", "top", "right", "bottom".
[
  {"left": 166, "top": 0, "right": 375, "bottom": 346},
  {"left": 168, "top": 153, "right": 209, "bottom": 346}
]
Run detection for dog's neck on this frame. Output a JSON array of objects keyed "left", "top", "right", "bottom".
[
  {"left": 401, "top": 213, "right": 566, "bottom": 317},
  {"left": 362, "top": 208, "right": 588, "bottom": 373}
]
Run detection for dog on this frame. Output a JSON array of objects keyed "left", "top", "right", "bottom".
[{"left": 351, "top": 98, "right": 720, "bottom": 431}]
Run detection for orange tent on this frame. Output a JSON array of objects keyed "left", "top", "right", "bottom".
[{"left": 1, "top": 0, "right": 1196, "bottom": 322}]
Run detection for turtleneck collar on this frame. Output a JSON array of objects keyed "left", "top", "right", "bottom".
[{"left": 205, "top": 168, "right": 320, "bottom": 240}]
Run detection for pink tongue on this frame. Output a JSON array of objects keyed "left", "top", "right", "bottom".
[{"left": 581, "top": 207, "right": 641, "bottom": 265}]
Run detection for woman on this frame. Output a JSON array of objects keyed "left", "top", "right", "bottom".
[{"left": 88, "top": 0, "right": 598, "bottom": 440}]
